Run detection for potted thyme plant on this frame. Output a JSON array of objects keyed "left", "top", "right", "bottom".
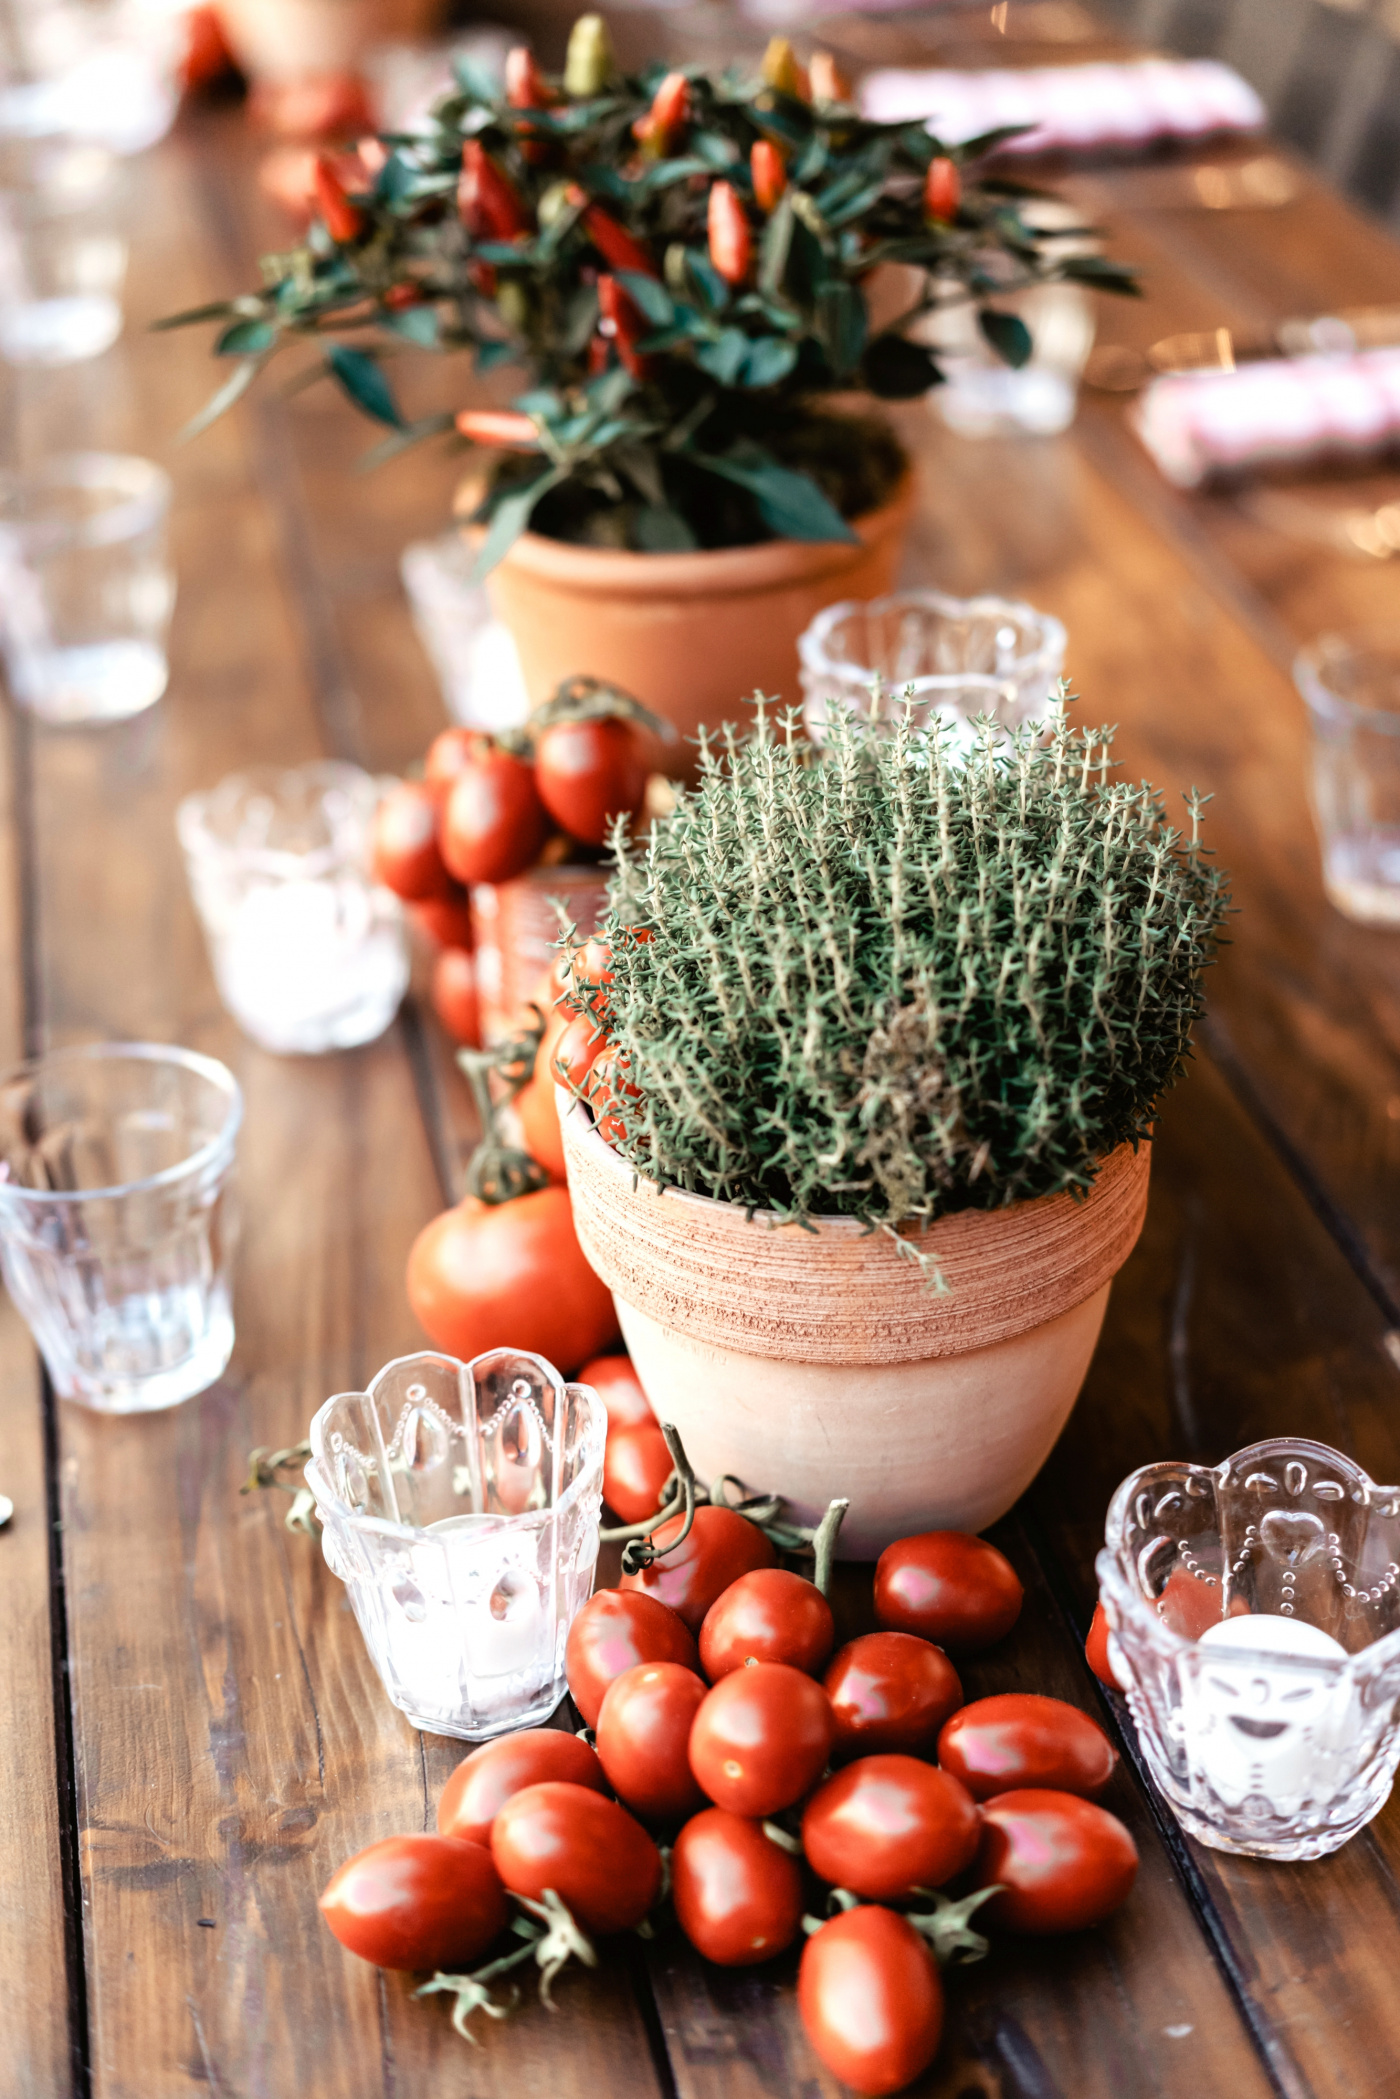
[
  {"left": 555, "top": 694, "right": 1227, "bottom": 1555},
  {"left": 167, "top": 18, "right": 1135, "bottom": 747}
]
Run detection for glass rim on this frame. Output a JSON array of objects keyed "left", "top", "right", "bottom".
[
  {"left": 0, "top": 451, "right": 171, "bottom": 556},
  {"left": 0, "top": 1041, "right": 242, "bottom": 1204},
  {"left": 1295, "top": 621, "right": 1400, "bottom": 737},
  {"left": 800, "top": 588, "right": 1068, "bottom": 696},
  {"left": 176, "top": 760, "right": 384, "bottom": 880}
]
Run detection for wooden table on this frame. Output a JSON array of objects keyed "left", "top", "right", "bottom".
[{"left": 6, "top": 8, "right": 1400, "bottom": 2094}]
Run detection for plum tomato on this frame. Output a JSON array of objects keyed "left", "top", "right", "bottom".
[
  {"left": 937, "top": 1693, "right": 1117, "bottom": 1803},
  {"left": 370, "top": 779, "right": 452, "bottom": 901},
  {"left": 975, "top": 1789, "right": 1139, "bottom": 1934},
  {"left": 430, "top": 945, "right": 479, "bottom": 1045},
  {"left": 688, "top": 1660, "right": 835, "bottom": 1817},
  {"left": 620, "top": 1504, "right": 778, "bottom": 1633},
  {"left": 424, "top": 726, "right": 479, "bottom": 797},
  {"left": 698, "top": 1568, "right": 835, "bottom": 1681},
  {"left": 596, "top": 1661, "right": 708, "bottom": 1822},
  {"left": 490, "top": 1781, "right": 662, "bottom": 1934},
  {"left": 514, "top": 1071, "right": 566, "bottom": 1181},
  {"left": 671, "top": 1808, "right": 803, "bottom": 1966},
  {"left": 1086, "top": 1601, "right": 1124, "bottom": 1689},
  {"left": 823, "top": 1631, "right": 963, "bottom": 1759},
  {"left": 566, "top": 1588, "right": 699, "bottom": 1728},
  {"left": 552, "top": 1010, "right": 609, "bottom": 1092},
  {"left": 798, "top": 1906, "right": 943, "bottom": 2098},
  {"left": 409, "top": 884, "right": 475, "bottom": 951},
  {"left": 801, "top": 1755, "right": 979, "bottom": 1899},
  {"left": 874, "top": 1530, "right": 1023, "bottom": 1652},
  {"left": 318, "top": 1834, "right": 507, "bottom": 1971},
  {"left": 437, "top": 1727, "right": 606, "bottom": 1847},
  {"left": 604, "top": 1421, "right": 674, "bottom": 1524},
  {"left": 440, "top": 742, "right": 549, "bottom": 886},
  {"left": 535, "top": 716, "right": 649, "bottom": 848},
  {"left": 578, "top": 1353, "right": 654, "bottom": 1430},
  {"left": 405, "top": 1186, "right": 619, "bottom": 1370}
]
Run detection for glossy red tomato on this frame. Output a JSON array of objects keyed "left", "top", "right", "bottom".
[
  {"left": 1157, "top": 1563, "right": 1227, "bottom": 1641},
  {"left": 490, "top": 1781, "right": 662, "bottom": 1934},
  {"left": 370, "top": 779, "right": 452, "bottom": 901},
  {"left": 689, "top": 1661, "right": 834, "bottom": 1817},
  {"left": 552, "top": 1010, "right": 609, "bottom": 1092},
  {"left": 938, "top": 1694, "right": 1117, "bottom": 1803},
  {"left": 699, "top": 1569, "right": 834, "bottom": 1681},
  {"left": 1085, "top": 1602, "right": 1123, "bottom": 1689},
  {"left": 566, "top": 1588, "right": 700, "bottom": 1728},
  {"left": 578, "top": 1353, "right": 654, "bottom": 1430},
  {"left": 514, "top": 1072, "right": 566, "bottom": 1182},
  {"left": 671, "top": 1809, "right": 803, "bottom": 1966},
  {"left": 437, "top": 1727, "right": 606, "bottom": 1847},
  {"left": 874, "top": 1530, "right": 1023, "bottom": 1652},
  {"left": 405, "top": 1187, "right": 619, "bottom": 1369},
  {"left": 596, "top": 1661, "right": 708, "bottom": 1822},
  {"left": 535, "top": 717, "right": 649, "bottom": 848},
  {"left": 424, "top": 725, "right": 479, "bottom": 798},
  {"left": 801, "top": 1755, "right": 979, "bottom": 1899},
  {"left": 440, "top": 742, "right": 549, "bottom": 886},
  {"left": 798, "top": 1906, "right": 943, "bottom": 2097},
  {"left": 587, "top": 1045, "right": 644, "bottom": 1147},
  {"left": 604, "top": 1422, "right": 674, "bottom": 1524},
  {"left": 409, "top": 884, "right": 475, "bottom": 951},
  {"left": 430, "top": 946, "right": 479, "bottom": 1045},
  {"left": 823, "top": 1631, "right": 963, "bottom": 1759},
  {"left": 318, "top": 1835, "right": 508, "bottom": 1971},
  {"left": 975, "top": 1789, "right": 1138, "bottom": 1934},
  {"left": 620, "top": 1504, "right": 778, "bottom": 1633}
]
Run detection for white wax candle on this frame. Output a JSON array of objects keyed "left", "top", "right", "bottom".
[{"left": 1184, "top": 1612, "right": 1349, "bottom": 1807}]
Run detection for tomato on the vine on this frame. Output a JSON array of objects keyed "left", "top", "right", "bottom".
[
  {"left": 552, "top": 1010, "right": 609, "bottom": 1093},
  {"left": 604, "top": 1421, "right": 674, "bottom": 1524},
  {"left": 802, "top": 1755, "right": 980, "bottom": 1899},
  {"left": 410, "top": 884, "right": 475, "bottom": 951},
  {"left": 798, "top": 1906, "right": 943, "bottom": 2098},
  {"left": 596, "top": 1661, "right": 708, "bottom": 1822},
  {"left": 698, "top": 1568, "right": 835, "bottom": 1681},
  {"left": 423, "top": 726, "right": 479, "bottom": 798},
  {"left": 319, "top": 1835, "right": 507, "bottom": 1971},
  {"left": 938, "top": 1693, "right": 1117, "bottom": 1802},
  {"left": 1085, "top": 1601, "right": 1123, "bottom": 1689},
  {"left": 671, "top": 1809, "right": 803, "bottom": 1966},
  {"left": 440, "top": 742, "right": 549, "bottom": 886},
  {"left": 370, "top": 780, "right": 452, "bottom": 901},
  {"left": 975, "top": 1789, "right": 1139, "bottom": 1934},
  {"left": 823, "top": 1631, "right": 963, "bottom": 1758},
  {"left": 688, "top": 1660, "right": 834, "bottom": 1817},
  {"left": 405, "top": 1187, "right": 619, "bottom": 1368},
  {"left": 565, "top": 1588, "right": 699, "bottom": 1727},
  {"left": 431, "top": 946, "right": 479, "bottom": 1045},
  {"left": 490, "top": 1781, "right": 662, "bottom": 1934},
  {"left": 535, "top": 716, "right": 649, "bottom": 848},
  {"left": 578, "top": 1352, "right": 654, "bottom": 1430},
  {"left": 437, "top": 1727, "right": 605, "bottom": 1847},
  {"left": 874, "top": 1530, "right": 1023, "bottom": 1652},
  {"left": 619, "top": 1504, "right": 778, "bottom": 1632}
]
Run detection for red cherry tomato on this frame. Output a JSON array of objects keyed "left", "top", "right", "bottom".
[
  {"left": 410, "top": 884, "right": 475, "bottom": 950},
  {"left": 620, "top": 1504, "right": 778, "bottom": 1633},
  {"left": 515, "top": 1072, "right": 566, "bottom": 1182},
  {"left": 566, "top": 1588, "right": 699, "bottom": 1728},
  {"left": 571, "top": 935, "right": 615, "bottom": 994},
  {"left": 938, "top": 1694, "right": 1118, "bottom": 1803},
  {"left": 440, "top": 743, "right": 549, "bottom": 886},
  {"left": 534, "top": 717, "right": 649, "bottom": 848},
  {"left": 405, "top": 1187, "right": 619, "bottom": 1369},
  {"left": 587, "top": 1045, "right": 644, "bottom": 1147},
  {"left": 430, "top": 946, "right": 479, "bottom": 1045},
  {"left": 437, "top": 1727, "right": 606, "bottom": 1847},
  {"left": 873, "top": 1531, "right": 1023, "bottom": 1652},
  {"left": 1157, "top": 1562, "right": 1226, "bottom": 1640},
  {"left": 552, "top": 1010, "right": 609, "bottom": 1092},
  {"left": 596, "top": 1661, "right": 708, "bottom": 1822},
  {"left": 801, "top": 1755, "right": 979, "bottom": 1899},
  {"left": 671, "top": 1808, "right": 803, "bottom": 1966},
  {"left": 604, "top": 1421, "right": 674, "bottom": 1524},
  {"left": 490, "top": 1781, "right": 662, "bottom": 1934},
  {"left": 798, "top": 1906, "right": 943, "bottom": 2098},
  {"left": 578, "top": 1352, "right": 654, "bottom": 1430},
  {"left": 1086, "top": 1601, "right": 1124, "bottom": 1689},
  {"left": 823, "top": 1631, "right": 963, "bottom": 1759},
  {"left": 318, "top": 1835, "right": 507, "bottom": 1971},
  {"left": 698, "top": 1568, "right": 834, "bottom": 1681},
  {"left": 688, "top": 1660, "right": 834, "bottom": 1817},
  {"left": 370, "top": 779, "right": 452, "bottom": 901},
  {"left": 975, "top": 1789, "right": 1139, "bottom": 1934},
  {"left": 423, "top": 726, "right": 479, "bottom": 798},
  {"left": 179, "top": 4, "right": 238, "bottom": 92}
]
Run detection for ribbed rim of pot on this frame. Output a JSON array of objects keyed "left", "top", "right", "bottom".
[{"left": 558, "top": 1090, "right": 1152, "bottom": 1367}]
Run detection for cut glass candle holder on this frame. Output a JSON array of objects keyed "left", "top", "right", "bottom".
[
  {"left": 1098, "top": 1436, "right": 1400, "bottom": 1860},
  {"left": 306, "top": 1349, "right": 606, "bottom": 1740}
]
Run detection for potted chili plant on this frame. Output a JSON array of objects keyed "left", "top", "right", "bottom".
[
  {"left": 556, "top": 695, "right": 1227, "bottom": 1555},
  {"left": 166, "top": 19, "right": 1135, "bottom": 749}
]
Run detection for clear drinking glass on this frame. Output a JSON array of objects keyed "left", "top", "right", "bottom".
[
  {"left": 400, "top": 533, "right": 528, "bottom": 731},
  {"left": 177, "top": 761, "right": 410, "bottom": 1057},
  {"left": 800, "top": 589, "right": 1067, "bottom": 744},
  {"left": 0, "top": 453, "right": 174, "bottom": 723},
  {"left": 1098, "top": 1437, "right": 1400, "bottom": 1860},
  {"left": 0, "top": 135, "right": 126, "bottom": 365},
  {"left": 0, "top": 1042, "right": 242, "bottom": 1413},
  {"left": 306, "top": 1349, "right": 607, "bottom": 1740},
  {"left": 1295, "top": 624, "right": 1400, "bottom": 927}
]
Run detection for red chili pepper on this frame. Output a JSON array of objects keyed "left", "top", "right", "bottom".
[
  {"left": 459, "top": 140, "right": 528, "bottom": 241},
  {"left": 383, "top": 282, "right": 423, "bottom": 310},
  {"left": 750, "top": 139, "right": 787, "bottom": 214},
  {"left": 505, "top": 46, "right": 553, "bottom": 164},
  {"left": 924, "top": 156, "right": 961, "bottom": 225},
  {"left": 313, "top": 154, "right": 365, "bottom": 244},
  {"left": 633, "top": 69, "right": 690, "bottom": 154},
  {"left": 597, "top": 273, "right": 654, "bottom": 379},
  {"left": 572, "top": 192, "right": 659, "bottom": 279},
  {"left": 455, "top": 410, "right": 542, "bottom": 447},
  {"left": 707, "top": 180, "right": 751, "bottom": 287}
]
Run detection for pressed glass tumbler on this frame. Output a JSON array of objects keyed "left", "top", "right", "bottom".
[
  {"left": 0, "top": 1042, "right": 242, "bottom": 1412},
  {"left": 1098, "top": 1437, "right": 1400, "bottom": 1860},
  {"left": 0, "top": 134, "right": 126, "bottom": 366},
  {"left": 1295, "top": 624, "right": 1400, "bottom": 927},
  {"left": 306, "top": 1349, "right": 606, "bottom": 1740}
]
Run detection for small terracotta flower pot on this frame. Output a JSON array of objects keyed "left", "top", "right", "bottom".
[
  {"left": 470, "top": 866, "right": 610, "bottom": 1043},
  {"left": 559, "top": 1092, "right": 1151, "bottom": 1557}
]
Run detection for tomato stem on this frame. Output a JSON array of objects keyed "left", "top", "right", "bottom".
[
  {"left": 808, "top": 1497, "right": 850, "bottom": 1596},
  {"left": 904, "top": 1883, "right": 1004, "bottom": 1966},
  {"left": 458, "top": 1026, "right": 554, "bottom": 1206},
  {"left": 620, "top": 1421, "right": 696, "bottom": 1574},
  {"left": 529, "top": 672, "right": 678, "bottom": 745},
  {"left": 241, "top": 1440, "right": 320, "bottom": 1534}
]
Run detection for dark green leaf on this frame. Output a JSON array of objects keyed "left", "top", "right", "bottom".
[
  {"left": 697, "top": 451, "right": 857, "bottom": 543},
  {"left": 613, "top": 442, "right": 664, "bottom": 506},
  {"left": 956, "top": 123, "right": 1036, "bottom": 160},
  {"left": 863, "top": 332, "right": 942, "bottom": 399},
  {"left": 617, "top": 270, "right": 675, "bottom": 327},
  {"left": 758, "top": 192, "right": 794, "bottom": 299},
  {"left": 475, "top": 338, "right": 517, "bottom": 371},
  {"left": 691, "top": 129, "right": 741, "bottom": 171},
  {"left": 824, "top": 181, "right": 886, "bottom": 231},
  {"left": 177, "top": 358, "right": 261, "bottom": 443},
  {"left": 561, "top": 282, "right": 601, "bottom": 357},
  {"left": 694, "top": 328, "right": 750, "bottom": 385},
  {"left": 356, "top": 410, "right": 456, "bottom": 471},
  {"left": 584, "top": 364, "right": 637, "bottom": 415},
  {"left": 150, "top": 300, "right": 237, "bottom": 333},
  {"left": 814, "top": 282, "right": 867, "bottom": 380},
  {"left": 325, "top": 343, "right": 404, "bottom": 427},
  {"left": 215, "top": 317, "right": 275, "bottom": 357},
  {"left": 471, "top": 469, "right": 563, "bottom": 579},
  {"left": 634, "top": 155, "right": 712, "bottom": 193},
  {"left": 1058, "top": 256, "right": 1143, "bottom": 297},
  {"left": 632, "top": 503, "right": 697, "bottom": 551},
  {"left": 898, "top": 124, "right": 936, "bottom": 169},
  {"left": 978, "top": 308, "right": 1033, "bottom": 369},
  {"left": 452, "top": 55, "right": 502, "bottom": 103},
  {"left": 473, "top": 241, "right": 533, "bottom": 266},
  {"left": 685, "top": 249, "right": 730, "bottom": 315},
  {"left": 381, "top": 304, "right": 440, "bottom": 348},
  {"left": 741, "top": 336, "right": 799, "bottom": 388}
]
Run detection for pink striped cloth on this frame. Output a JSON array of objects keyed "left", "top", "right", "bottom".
[
  {"left": 1132, "top": 349, "right": 1400, "bottom": 487},
  {"left": 860, "top": 58, "right": 1264, "bottom": 155}
]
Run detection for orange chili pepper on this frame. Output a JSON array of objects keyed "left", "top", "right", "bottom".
[
  {"left": 455, "top": 410, "right": 542, "bottom": 447},
  {"left": 313, "top": 154, "right": 365, "bottom": 243},
  {"left": 633, "top": 69, "right": 690, "bottom": 155},
  {"left": 571, "top": 191, "right": 659, "bottom": 278},
  {"left": 808, "top": 52, "right": 851, "bottom": 105},
  {"left": 750, "top": 139, "right": 787, "bottom": 214},
  {"left": 707, "top": 180, "right": 751, "bottom": 286},
  {"left": 597, "top": 272, "right": 654, "bottom": 379},
  {"left": 459, "top": 140, "right": 528, "bottom": 240},
  {"left": 924, "top": 156, "right": 961, "bottom": 225}
]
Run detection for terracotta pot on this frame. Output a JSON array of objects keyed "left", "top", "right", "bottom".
[
  {"left": 471, "top": 866, "right": 609, "bottom": 1043},
  {"left": 218, "top": 0, "right": 445, "bottom": 80},
  {"left": 559, "top": 1093, "right": 1151, "bottom": 1556},
  {"left": 483, "top": 478, "right": 915, "bottom": 765}
]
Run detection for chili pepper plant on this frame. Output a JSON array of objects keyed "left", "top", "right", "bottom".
[{"left": 163, "top": 16, "right": 1136, "bottom": 567}]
